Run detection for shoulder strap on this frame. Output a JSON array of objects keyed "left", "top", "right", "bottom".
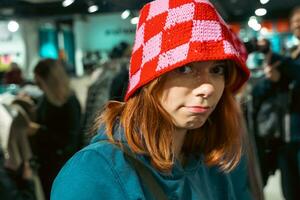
[{"left": 123, "top": 150, "right": 169, "bottom": 200}]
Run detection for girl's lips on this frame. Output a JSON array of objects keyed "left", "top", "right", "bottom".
[{"left": 185, "top": 106, "right": 211, "bottom": 113}]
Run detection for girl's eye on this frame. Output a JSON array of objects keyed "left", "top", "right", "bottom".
[
  {"left": 176, "top": 65, "right": 193, "bottom": 74},
  {"left": 211, "top": 65, "right": 226, "bottom": 75}
]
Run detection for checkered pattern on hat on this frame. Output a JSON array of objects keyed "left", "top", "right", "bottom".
[{"left": 125, "top": 0, "right": 250, "bottom": 101}]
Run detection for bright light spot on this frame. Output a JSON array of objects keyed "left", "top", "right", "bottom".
[
  {"left": 7, "top": 20, "right": 19, "bottom": 32},
  {"left": 130, "top": 17, "right": 139, "bottom": 25},
  {"left": 121, "top": 10, "right": 130, "bottom": 19},
  {"left": 260, "top": 0, "right": 270, "bottom": 5},
  {"left": 253, "top": 23, "right": 262, "bottom": 31},
  {"left": 88, "top": 5, "right": 98, "bottom": 13},
  {"left": 260, "top": 27, "right": 269, "bottom": 35},
  {"left": 248, "top": 16, "right": 258, "bottom": 27},
  {"left": 255, "top": 8, "right": 267, "bottom": 16},
  {"left": 62, "top": 0, "right": 75, "bottom": 7},
  {"left": 248, "top": 16, "right": 261, "bottom": 31}
]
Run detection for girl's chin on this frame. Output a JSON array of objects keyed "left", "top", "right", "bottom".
[{"left": 180, "top": 120, "right": 207, "bottom": 130}]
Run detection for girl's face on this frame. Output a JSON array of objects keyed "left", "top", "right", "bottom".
[{"left": 159, "top": 61, "right": 226, "bottom": 131}]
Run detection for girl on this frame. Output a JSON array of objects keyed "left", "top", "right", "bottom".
[
  {"left": 31, "top": 59, "right": 82, "bottom": 198},
  {"left": 51, "top": 0, "right": 250, "bottom": 199}
]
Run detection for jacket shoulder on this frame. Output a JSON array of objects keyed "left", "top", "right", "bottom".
[{"left": 51, "top": 141, "right": 144, "bottom": 200}]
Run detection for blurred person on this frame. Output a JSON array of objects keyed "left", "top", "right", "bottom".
[
  {"left": 81, "top": 43, "right": 128, "bottom": 141},
  {"left": 51, "top": 0, "right": 254, "bottom": 199},
  {"left": 235, "top": 85, "right": 265, "bottom": 200},
  {"left": 4, "top": 62, "right": 24, "bottom": 85},
  {"left": 250, "top": 38, "right": 286, "bottom": 186},
  {"left": 109, "top": 41, "right": 131, "bottom": 101},
  {"left": 253, "top": 19, "right": 300, "bottom": 198},
  {"left": 29, "top": 58, "right": 81, "bottom": 199},
  {"left": 5, "top": 98, "right": 35, "bottom": 172},
  {"left": 0, "top": 102, "right": 35, "bottom": 200},
  {"left": 290, "top": 6, "right": 300, "bottom": 60},
  {"left": 0, "top": 148, "right": 35, "bottom": 200}
]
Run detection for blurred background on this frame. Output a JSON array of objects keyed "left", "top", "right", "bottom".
[{"left": 0, "top": 0, "right": 300, "bottom": 200}]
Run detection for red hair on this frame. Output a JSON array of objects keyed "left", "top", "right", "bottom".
[{"left": 97, "top": 60, "right": 243, "bottom": 172}]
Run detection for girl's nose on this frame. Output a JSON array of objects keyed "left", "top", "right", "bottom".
[{"left": 192, "top": 82, "right": 215, "bottom": 99}]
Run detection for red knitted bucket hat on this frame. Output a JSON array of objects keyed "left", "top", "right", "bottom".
[{"left": 125, "top": 0, "right": 250, "bottom": 101}]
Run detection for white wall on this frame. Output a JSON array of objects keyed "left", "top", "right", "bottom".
[
  {"left": 73, "top": 12, "right": 137, "bottom": 76},
  {"left": 0, "top": 22, "right": 26, "bottom": 71},
  {"left": 74, "top": 13, "right": 136, "bottom": 51},
  {"left": 0, "top": 19, "right": 56, "bottom": 80},
  {"left": 1, "top": 12, "right": 137, "bottom": 78},
  {"left": 20, "top": 20, "right": 41, "bottom": 79},
  {"left": 20, "top": 20, "right": 57, "bottom": 79}
]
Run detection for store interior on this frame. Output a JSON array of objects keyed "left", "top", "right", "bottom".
[{"left": 1, "top": 0, "right": 300, "bottom": 200}]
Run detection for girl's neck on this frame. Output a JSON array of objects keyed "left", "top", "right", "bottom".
[{"left": 172, "top": 128, "right": 187, "bottom": 160}]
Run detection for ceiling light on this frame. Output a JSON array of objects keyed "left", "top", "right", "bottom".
[
  {"left": 252, "top": 23, "right": 262, "bottom": 31},
  {"left": 7, "top": 20, "right": 19, "bottom": 32},
  {"left": 62, "top": 0, "right": 75, "bottom": 7},
  {"left": 248, "top": 16, "right": 261, "bottom": 31},
  {"left": 130, "top": 17, "right": 139, "bottom": 25},
  {"left": 260, "top": 0, "right": 270, "bottom": 5},
  {"left": 88, "top": 5, "right": 98, "bottom": 13},
  {"left": 255, "top": 8, "right": 267, "bottom": 16},
  {"left": 121, "top": 10, "right": 130, "bottom": 19},
  {"left": 248, "top": 16, "right": 258, "bottom": 28}
]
